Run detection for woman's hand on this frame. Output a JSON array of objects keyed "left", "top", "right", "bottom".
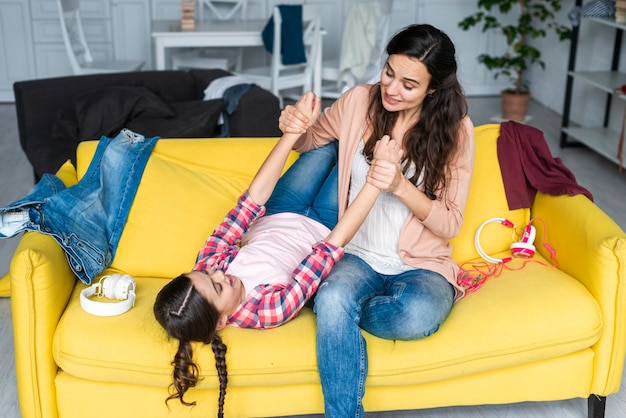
[
  {"left": 279, "top": 92, "right": 320, "bottom": 134},
  {"left": 367, "top": 135, "right": 404, "bottom": 193}
]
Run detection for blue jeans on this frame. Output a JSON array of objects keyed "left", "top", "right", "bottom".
[
  {"left": 0, "top": 129, "right": 157, "bottom": 284},
  {"left": 265, "top": 141, "right": 338, "bottom": 230},
  {"left": 313, "top": 254, "right": 455, "bottom": 417}
]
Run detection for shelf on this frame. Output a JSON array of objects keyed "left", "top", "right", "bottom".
[
  {"left": 587, "top": 16, "right": 626, "bottom": 31},
  {"left": 569, "top": 71, "right": 626, "bottom": 96},
  {"left": 561, "top": 3, "right": 626, "bottom": 165},
  {"left": 561, "top": 127, "right": 622, "bottom": 165}
]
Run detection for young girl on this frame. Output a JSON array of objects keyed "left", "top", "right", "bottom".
[
  {"left": 280, "top": 24, "right": 475, "bottom": 417},
  {"left": 153, "top": 92, "right": 402, "bottom": 416}
]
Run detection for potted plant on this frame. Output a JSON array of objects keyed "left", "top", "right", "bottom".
[{"left": 458, "top": 0, "right": 571, "bottom": 121}]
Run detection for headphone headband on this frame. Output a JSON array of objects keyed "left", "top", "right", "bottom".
[{"left": 474, "top": 218, "right": 536, "bottom": 264}]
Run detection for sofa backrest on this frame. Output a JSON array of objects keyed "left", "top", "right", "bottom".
[
  {"left": 14, "top": 69, "right": 281, "bottom": 179},
  {"left": 77, "top": 137, "right": 297, "bottom": 278},
  {"left": 75, "top": 125, "right": 530, "bottom": 278},
  {"left": 449, "top": 124, "right": 529, "bottom": 263},
  {"left": 14, "top": 71, "right": 198, "bottom": 178}
]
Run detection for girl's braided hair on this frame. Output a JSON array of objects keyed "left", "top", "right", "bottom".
[{"left": 154, "top": 274, "right": 228, "bottom": 417}]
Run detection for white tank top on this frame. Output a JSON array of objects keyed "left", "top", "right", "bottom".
[{"left": 344, "top": 140, "right": 419, "bottom": 274}]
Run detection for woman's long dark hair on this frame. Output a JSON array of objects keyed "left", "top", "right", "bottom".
[
  {"left": 154, "top": 274, "right": 228, "bottom": 417},
  {"left": 363, "top": 24, "right": 468, "bottom": 200}
]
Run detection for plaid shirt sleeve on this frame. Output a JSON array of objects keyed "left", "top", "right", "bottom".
[
  {"left": 194, "top": 190, "right": 265, "bottom": 272},
  {"left": 228, "top": 241, "right": 344, "bottom": 329}
]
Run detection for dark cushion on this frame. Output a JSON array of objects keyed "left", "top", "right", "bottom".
[
  {"left": 125, "top": 99, "right": 224, "bottom": 138},
  {"left": 51, "top": 85, "right": 176, "bottom": 142},
  {"left": 74, "top": 85, "right": 176, "bottom": 139}
]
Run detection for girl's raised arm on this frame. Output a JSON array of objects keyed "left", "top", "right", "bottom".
[{"left": 248, "top": 92, "right": 321, "bottom": 206}]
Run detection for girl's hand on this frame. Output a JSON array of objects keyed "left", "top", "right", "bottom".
[
  {"left": 279, "top": 92, "right": 320, "bottom": 134},
  {"left": 367, "top": 135, "right": 404, "bottom": 193},
  {"left": 372, "top": 135, "right": 402, "bottom": 163}
]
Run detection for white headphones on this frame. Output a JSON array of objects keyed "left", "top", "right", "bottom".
[
  {"left": 80, "top": 274, "right": 136, "bottom": 316},
  {"left": 474, "top": 217, "right": 536, "bottom": 264}
]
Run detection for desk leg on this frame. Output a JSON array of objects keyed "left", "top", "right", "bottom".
[
  {"left": 155, "top": 41, "right": 166, "bottom": 70},
  {"left": 313, "top": 33, "right": 322, "bottom": 97}
]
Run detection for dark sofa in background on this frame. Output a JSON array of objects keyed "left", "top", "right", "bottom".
[{"left": 13, "top": 69, "right": 282, "bottom": 179}]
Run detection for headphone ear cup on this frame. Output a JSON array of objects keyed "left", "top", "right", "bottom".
[
  {"left": 114, "top": 276, "right": 128, "bottom": 300},
  {"left": 109, "top": 274, "right": 135, "bottom": 300},
  {"left": 521, "top": 224, "right": 536, "bottom": 245},
  {"left": 102, "top": 275, "right": 120, "bottom": 299},
  {"left": 510, "top": 241, "right": 536, "bottom": 258},
  {"left": 116, "top": 275, "right": 135, "bottom": 299},
  {"left": 102, "top": 274, "right": 135, "bottom": 300},
  {"left": 510, "top": 223, "right": 537, "bottom": 258}
]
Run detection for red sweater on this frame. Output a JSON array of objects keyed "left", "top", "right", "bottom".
[{"left": 497, "top": 121, "right": 593, "bottom": 210}]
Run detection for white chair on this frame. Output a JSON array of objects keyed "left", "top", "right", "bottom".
[
  {"left": 236, "top": 4, "right": 322, "bottom": 106},
  {"left": 321, "top": 0, "right": 393, "bottom": 98},
  {"left": 56, "top": 0, "right": 144, "bottom": 75},
  {"left": 197, "top": 0, "right": 247, "bottom": 20},
  {"left": 171, "top": 0, "right": 248, "bottom": 71}
]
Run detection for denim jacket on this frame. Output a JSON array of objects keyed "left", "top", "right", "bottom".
[{"left": 0, "top": 129, "right": 157, "bottom": 284}]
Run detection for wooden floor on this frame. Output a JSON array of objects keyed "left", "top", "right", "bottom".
[{"left": 1, "top": 97, "right": 625, "bottom": 418}]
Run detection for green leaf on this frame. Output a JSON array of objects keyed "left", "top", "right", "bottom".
[{"left": 457, "top": 0, "right": 570, "bottom": 90}]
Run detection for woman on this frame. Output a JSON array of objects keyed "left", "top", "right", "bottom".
[
  {"left": 153, "top": 93, "right": 402, "bottom": 416},
  {"left": 279, "top": 24, "right": 475, "bottom": 417}
]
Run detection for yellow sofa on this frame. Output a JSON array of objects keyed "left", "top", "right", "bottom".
[{"left": 8, "top": 124, "right": 626, "bottom": 418}]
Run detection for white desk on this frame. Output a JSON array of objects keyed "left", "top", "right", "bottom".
[{"left": 151, "top": 20, "right": 322, "bottom": 96}]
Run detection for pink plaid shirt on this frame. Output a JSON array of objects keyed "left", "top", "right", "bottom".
[{"left": 194, "top": 191, "right": 343, "bottom": 329}]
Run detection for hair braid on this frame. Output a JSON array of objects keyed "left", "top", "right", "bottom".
[
  {"left": 167, "top": 339, "right": 200, "bottom": 406},
  {"left": 211, "top": 334, "right": 228, "bottom": 418},
  {"left": 154, "top": 274, "right": 230, "bottom": 414}
]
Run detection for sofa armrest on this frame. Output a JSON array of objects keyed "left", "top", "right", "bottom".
[
  {"left": 532, "top": 192, "right": 626, "bottom": 395},
  {"left": 188, "top": 68, "right": 282, "bottom": 137},
  {"left": 228, "top": 85, "right": 282, "bottom": 137},
  {"left": 10, "top": 231, "right": 77, "bottom": 418},
  {"left": 10, "top": 160, "right": 79, "bottom": 418}
]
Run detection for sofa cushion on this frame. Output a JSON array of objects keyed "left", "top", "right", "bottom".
[
  {"left": 450, "top": 124, "right": 530, "bottom": 263},
  {"left": 76, "top": 138, "right": 298, "bottom": 278},
  {"left": 55, "top": 160, "right": 78, "bottom": 187},
  {"left": 52, "top": 258, "right": 601, "bottom": 390}
]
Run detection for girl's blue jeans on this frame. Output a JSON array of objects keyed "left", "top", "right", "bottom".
[
  {"left": 265, "top": 141, "right": 338, "bottom": 230},
  {"left": 313, "top": 253, "right": 455, "bottom": 417},
  {"left": 0, "top": 129, "right": 156, "bottom": 284}
]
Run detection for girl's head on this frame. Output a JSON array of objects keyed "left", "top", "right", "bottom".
[
  {"left": 154, "top": 274, "right": 228, "bottom": 416},
  {"left": 186, "top": 269, "right": 245, "bottom": 328},
  {"left": 366, "top": 24, "right": 468, "bottom": 199}
]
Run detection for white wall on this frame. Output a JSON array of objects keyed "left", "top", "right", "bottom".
[{"left": 523, "top": 0, "right": 574, "bottom": 114}]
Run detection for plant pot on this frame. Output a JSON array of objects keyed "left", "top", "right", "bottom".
[{"left": 501, "top": 90, "right": 530, "bottom": 122}]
